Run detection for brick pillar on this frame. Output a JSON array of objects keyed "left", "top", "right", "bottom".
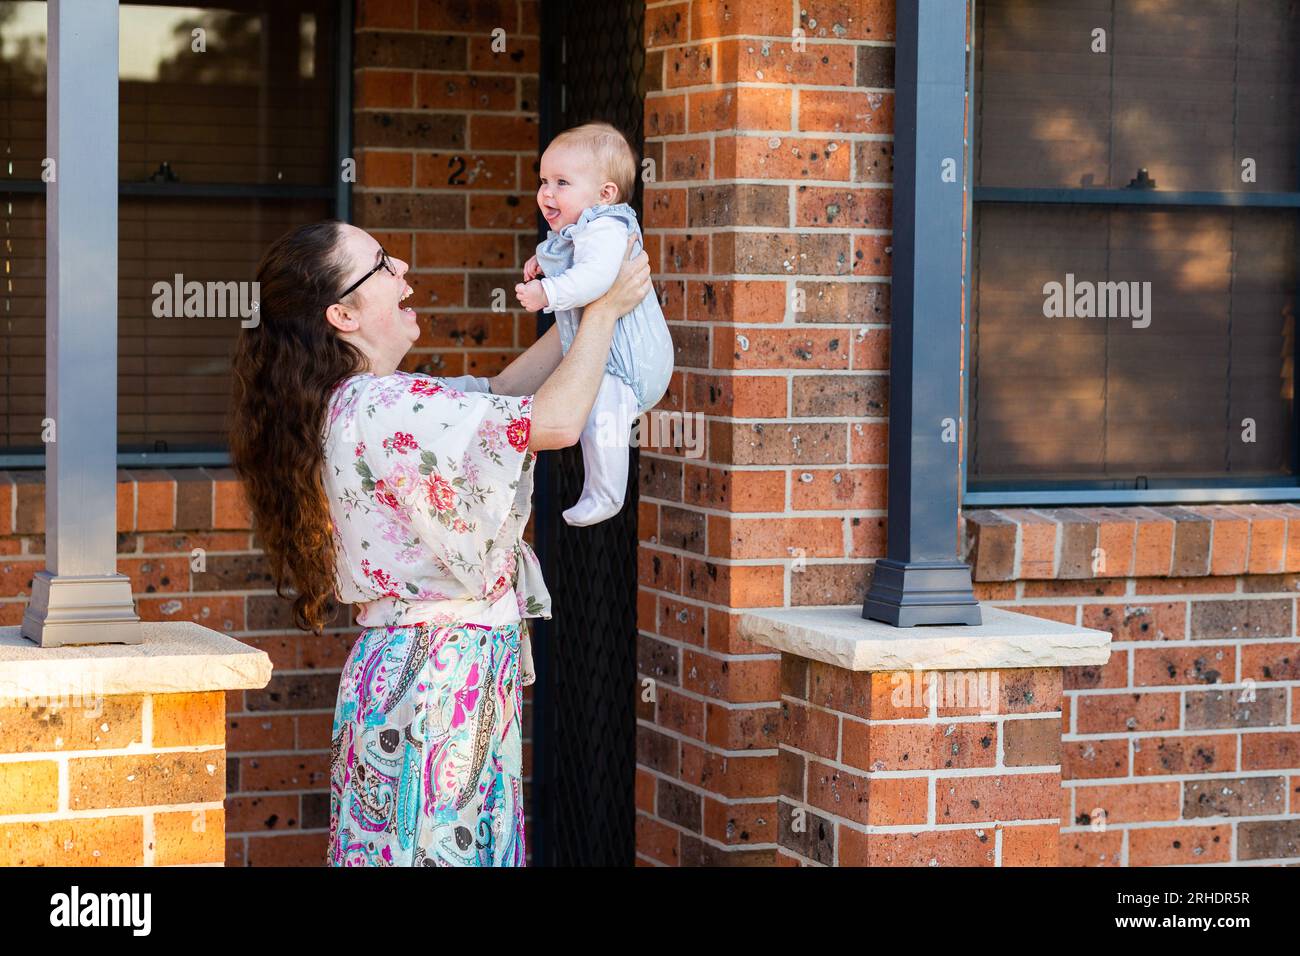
[
  {"left": 777, "top": 660, "right": 1064, "bottom": 866},
  {"left": 635, "top": 0, "right": 895, "bottom": 864},
  {"left": 0, "top": 626, "right": 271, "bottom": 865}
]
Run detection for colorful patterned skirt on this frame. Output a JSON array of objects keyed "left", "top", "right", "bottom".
[{"left": 327, "top": 620, "right": 527, "bottom": 866}]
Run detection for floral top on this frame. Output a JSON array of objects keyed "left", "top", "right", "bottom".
[{"left": 321, "top": 371, "right": 552, "bottom": 637}]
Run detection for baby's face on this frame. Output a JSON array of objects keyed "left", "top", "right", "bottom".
[{"left": 537, "top": 143, "right": 613, "bottom": 230}]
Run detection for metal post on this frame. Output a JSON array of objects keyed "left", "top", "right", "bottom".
[
  {"left": 861, "top": 0, "right": 981, "bottom": 627},
  {"left": 22, "top": 0, "right": 142, "bottom": 647},
  {"left": 335, "top": 0, "right": 353, "bottom": 222}
]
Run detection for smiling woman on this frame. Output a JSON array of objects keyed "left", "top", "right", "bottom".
[{"left": 226, "top": 217, "right": 651, "bottom": 866}]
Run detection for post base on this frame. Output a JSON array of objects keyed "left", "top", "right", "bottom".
[
  {"left": 861, "top": 559, "right": 982, "bottom": 627},
  {"left": 21, "top": 571, "right": 143, "bottom": 648}
]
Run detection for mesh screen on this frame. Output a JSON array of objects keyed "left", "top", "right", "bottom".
[{"left": 531, "top": 0, "right": 645, "bottom": 866}]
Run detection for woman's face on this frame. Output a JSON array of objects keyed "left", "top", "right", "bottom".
[{"left": 326, "top": 223, "right": 416, "bottom": 375}]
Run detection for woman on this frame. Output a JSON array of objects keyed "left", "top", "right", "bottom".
[{"left": 229, "top": 219, "right": 652, "bottom": 866}]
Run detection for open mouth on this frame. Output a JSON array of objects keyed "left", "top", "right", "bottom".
[
  {"left": 399, "top": 284, "right": 415, "bottom": 315},
  {"left": 542, "top": 205, "right": 560, "bottom": 222}
]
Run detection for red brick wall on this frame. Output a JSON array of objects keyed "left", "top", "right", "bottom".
[
  {"left": 352, "top": 0, "right": 541, "bottom": 381},
  {"left": 634, "top": 0, "right": 895, "bottom": 864},
  {"left": 966, "top": 506, "right": 1300, "bottom": 865}
]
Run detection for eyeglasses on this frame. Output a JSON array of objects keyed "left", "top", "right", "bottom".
[{"left": 337, "top": 246, "right": 397, "bottom": 300}]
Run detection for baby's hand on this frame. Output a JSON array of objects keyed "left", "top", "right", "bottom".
[
  {"left": 523, "top": 255, "right": 541, "bottom": 281},
  {"left": 515, "top": 279, "right": 549, "bottom": 312}
]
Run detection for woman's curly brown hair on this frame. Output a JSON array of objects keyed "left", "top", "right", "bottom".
[{"left": 229, "top": 219, "right": 365, "bottom": 634}]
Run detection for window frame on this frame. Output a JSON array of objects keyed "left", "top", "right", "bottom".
[
  {"left": 961, "top": 0, "right": 1300, "bottom": 507},
  {"left": 0, "top": 0, "right": 354, "bottom": 469}
]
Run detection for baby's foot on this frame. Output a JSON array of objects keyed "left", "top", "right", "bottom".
[{"left": 562, "top": 490, "right": 624, "bottom": 526}]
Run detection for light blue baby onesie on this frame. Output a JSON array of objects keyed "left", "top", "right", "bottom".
[{"left": 533, "top": 203, "right": 674, "bottom": 416}]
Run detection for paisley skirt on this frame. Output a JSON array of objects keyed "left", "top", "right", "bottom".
[{"left": 327, "top": 620, "right": 527, "bottom": 866}]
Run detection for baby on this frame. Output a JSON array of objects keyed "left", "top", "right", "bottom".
[{"left": 515, "top": 121, "right": 673, "bottom": 526}]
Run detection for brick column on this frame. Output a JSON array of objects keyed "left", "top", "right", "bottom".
[
  {"left": 0, "top": 624, "right": 271, "bottom": 865},
  {"left": 738, "top": 604, "right": 1108, "bottom": 866},
  {"left": 635, "top": 1, "right": 895, "bottom": 864},
  {"left": 778, "top": 660, "right": 1064, "bottom": 866}
]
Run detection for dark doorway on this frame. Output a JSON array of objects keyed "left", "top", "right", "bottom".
[{"left": 530, "top": 0, "right": 646, "bottom": 866}]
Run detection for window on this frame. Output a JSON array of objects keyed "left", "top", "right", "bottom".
[
  {"left": 969, "top": 0, "right": 1300, "bottom": 501},
  {"left": 0, "top": 0, "right": 346, "bottom": 465}
]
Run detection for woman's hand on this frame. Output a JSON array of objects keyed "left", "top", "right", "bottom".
[{"left": 587, "top": 235, "right": 652, "bottom": 320}]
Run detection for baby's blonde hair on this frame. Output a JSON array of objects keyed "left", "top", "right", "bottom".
[{"left": 547, "top": 121, "right": 637, "bottom": 204}]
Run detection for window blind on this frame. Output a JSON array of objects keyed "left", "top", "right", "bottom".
[
  {"left": 976, "top": 0, "right": 1300, "bottom": 192},
  {"left": 972, "top": 0, "right": 1300, "bottom": 487},
  {"left": 0, "top": 0, "right": 338, "bottom": 455}
]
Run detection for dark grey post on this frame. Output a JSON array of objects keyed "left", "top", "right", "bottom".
[
  {"left": 862, "top": 0, "right": 981, "bottom": 627},
  {"left": 22, "top": 0, "right": 142, "bottom": 647}
]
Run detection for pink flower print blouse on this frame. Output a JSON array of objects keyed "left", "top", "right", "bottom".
[{"left": 321, "top": 371, "right": 553, "bottom": 641}]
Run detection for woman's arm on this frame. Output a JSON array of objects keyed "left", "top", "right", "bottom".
[
  {"left": 487, "top": 323, "right": 562, "bottom": 397},
  {"left": 528, "top": 237, "right": 653, "bottom": 451}
]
